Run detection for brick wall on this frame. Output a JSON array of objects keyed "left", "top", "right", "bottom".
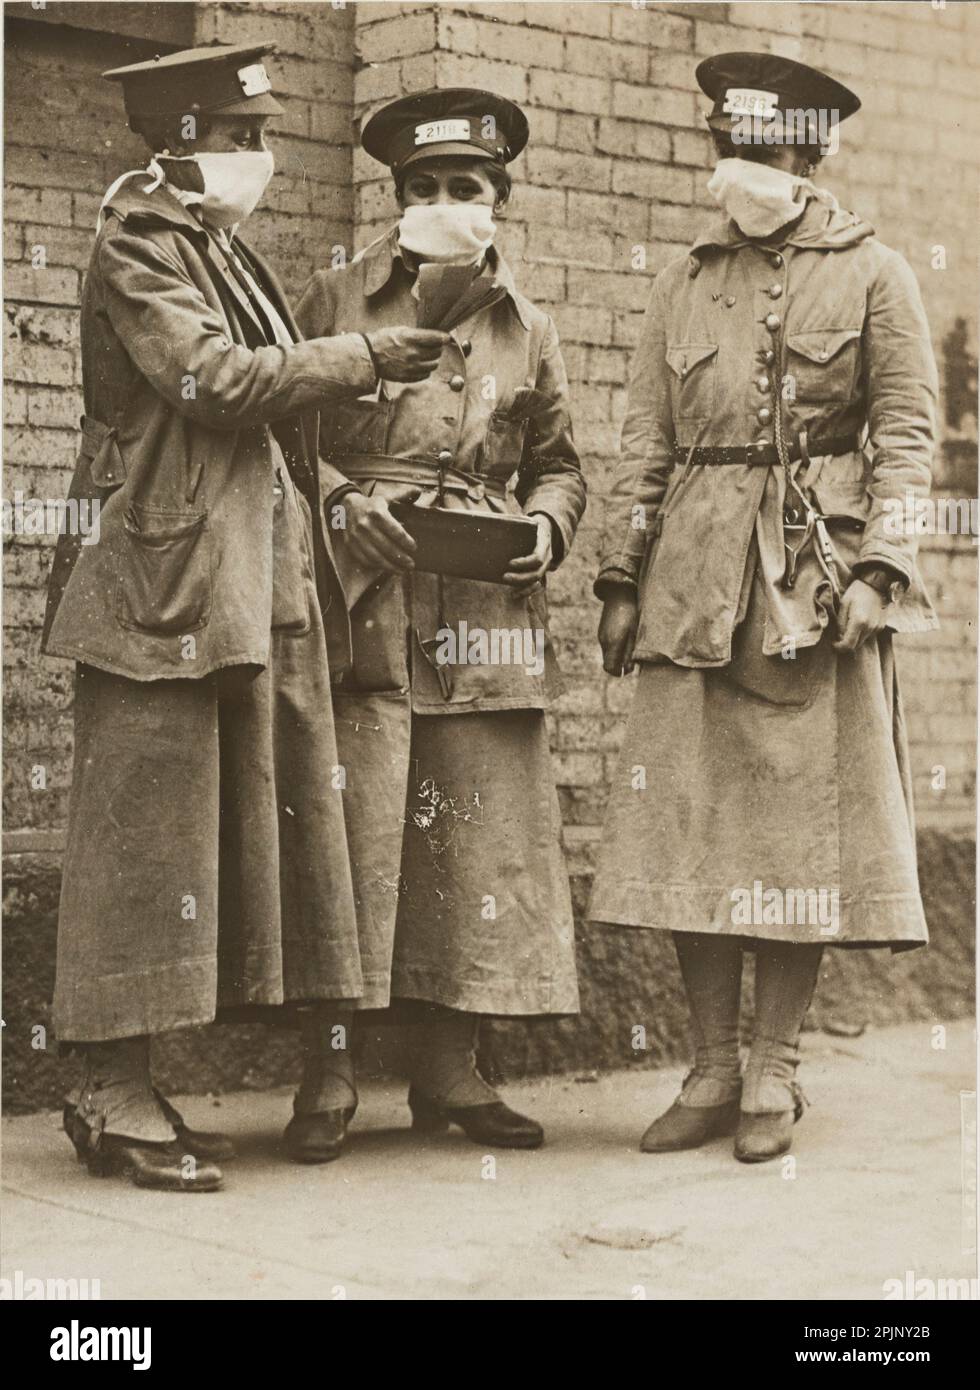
[
  {"left": 2, "top": 0, "right": 976, "bottom": 1110},
  {"left": 3, "top": 0, "right": 977, "bottom": 847}
]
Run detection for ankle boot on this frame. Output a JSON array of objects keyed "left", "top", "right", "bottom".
[
  {"left": 66, "top": 1038, "right": 224, "bottom": 1192},
  {"left": 641, "top": 933, "right": 743, "bottom": 1153},
  {"left": 735, "top": 942, "right": 822, "bottom": 1164},
  {"left": 408, "top": 1011, "right": 543, "bottom": 1150},
  {"left": 284, "top": 1005, "right": 358, "bottom": 1164}
]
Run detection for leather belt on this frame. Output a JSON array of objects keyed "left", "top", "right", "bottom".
[
  {"left": 335, "top": 453, "right": 507, "bottom": 501},
  {"left": 671, "top": 434, "right": 860, "bottom": 468}
]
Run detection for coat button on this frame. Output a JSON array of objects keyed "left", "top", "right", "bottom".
[
  {"left": 818, "top": 349, "right": 829, "bottom": 361},
  {"left": 449, "top": 373, "right": 465, "bottom": 391},
  {"left": 770, "top": 253, "right": 783, "bottom": 268},
  {"left": 757, "top": 406, "right": 772, "bottom": 425},
  {"left": 756, "top": 375, "right": 770, "bottom": 393},
  {"left": 769, "top": 283, "right": 783, "bottom": 299},
  {"left": 763, "top": 348, "right": 775, "bottom": 365},
  {"left": 765, "top": 313, "right": 781, "bottom": 332},
  {"left": 460, "top": 339, "right": 472, "bottom": 357},
  {"left": 437, "top": 449, "right": 454, "bottom": 465},
  {"left": 724, "top": 295, "right": 736, "bottom": 307}
]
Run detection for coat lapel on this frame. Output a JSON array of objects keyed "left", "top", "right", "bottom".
[
  {"left": 235, "top": 236, "right": 303, "bottom": 339},
  {"left": 198, "top": 235, "right": 270, "bottom": 345}
]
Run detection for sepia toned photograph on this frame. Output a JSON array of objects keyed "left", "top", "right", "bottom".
[{"left": 1, "top": 0, "right": 977, "bottom": 1327}]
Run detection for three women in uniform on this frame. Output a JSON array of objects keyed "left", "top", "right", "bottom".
[{"left": 45, "top": 42, "right": 936, "bottom": 1187}]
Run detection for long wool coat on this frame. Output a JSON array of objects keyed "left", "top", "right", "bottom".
[
  {"left": 47, "top": 176, "right": 372, "bottom": 1040},
  {"left": 295, "top": 232, "right": 586, "bottom": 1014},
  {"left": 590, "top": 194, "right": 937, "bottom": 949}
]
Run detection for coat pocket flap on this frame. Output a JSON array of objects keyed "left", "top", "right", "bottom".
[
  {"left": 666, "top": 343, "right": 718, "bottom": 379},
  {"left": 810, "top": 455, "right": 871, "bottom": 522},
  {"left": 123, "top": 503, "right": 208, "bottom": 543},
  {"left": 79, "top": 417, "right": 127, "bottom": 489},
  {"left": 786, "top": 328, "right": 861, "bottom": 364}
]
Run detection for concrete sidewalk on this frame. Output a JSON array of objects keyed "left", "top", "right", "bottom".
[{"left": 2, "top": 1021, "right": 976, "bottom": 1301}]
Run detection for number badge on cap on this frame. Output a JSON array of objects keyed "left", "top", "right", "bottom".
[
  {"left": 722, "top": 87, "right": 779, "bottom": 118},
  {"left": 238, "top": 63, "right": 272, "bottom": 97},
  {"left": 415, "top": 118, "right": 472, "bottom": 146}
]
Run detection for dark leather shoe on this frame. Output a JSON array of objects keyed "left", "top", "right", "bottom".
[
  {"left": 408, "top": 1085, "right": 544, "bottom": 1150},
  {"left": 63, "top": 1088, "right": 236, "bottom": 1165},
  {"left": 734, "top": 1089, "right": 806, "bottom": 1164},
  {"left": 640, "top": 1095, "right": 741, "bottom": 1153},
  {"left": 65, "top": 1112, "right": 223, "bottom": 1192},
  {"left": 283, "top": 1106, "right": 356, "bottom": 1164}
]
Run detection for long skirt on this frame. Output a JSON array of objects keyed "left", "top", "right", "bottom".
[
  {"left": 53, "top": 609, "right": 361, "bottom": 1043},
  {"left": 333, "top": 693, "right": 580, "bottom": 1015},
  {"left": 589, "top": 585, "right": 927, "bottom": 950}
]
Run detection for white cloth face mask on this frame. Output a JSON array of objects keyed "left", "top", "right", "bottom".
[
  {"left": 707, "top": 157, "right": 819, "bottom": 238},
  {"left": 147, "top": 150, "right": 275, "bottom": 229},
  {"left": 397, "top": 203, "right": 497, "bottom": 264}
]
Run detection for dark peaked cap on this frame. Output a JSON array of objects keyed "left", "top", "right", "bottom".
[
  {"left": 696, "top": 51, "right": 860, "bottom": 131},
  {"left": 103, "top": 43, "right": 284, "bottom": 118},
  {"left": 362, "top": 88, "right": 529, "bottom": 175}
]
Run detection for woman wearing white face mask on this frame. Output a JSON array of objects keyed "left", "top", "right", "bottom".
[
  {"left": 42, "top": 44, "right": 444, "bottom": 1193},
  {"left": 594, "top": 54, "right": 938, "bottom": 1164},
  {"left": 295, "top": 89, "right": 586, "bottom": 1157}
]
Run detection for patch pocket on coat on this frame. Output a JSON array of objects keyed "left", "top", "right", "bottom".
[
  {"left": 116, "top": 503, "right": 212, "bottom": 635},
  {"left": 271, "top": 482, "right": 313, "bottom": 634},
  {"left": 666, "top": 343, "right": 718, "bottom": 418},
  {"left": 484, "top": 414, "right": 529, "bottom": 471},
  {"left": 321, "top": 397, "right": 391, "bottom": 456},
  {"left": 785, "top": 328, "right": 861, "bottom": 402}
]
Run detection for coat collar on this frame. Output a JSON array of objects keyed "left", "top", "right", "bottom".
[
  {"left": 102, "top": 172, "right": 211, "bottom": 241},
  {"left": 102, "top": 174, "right": 275, "bottom": 343},
  {"left": 690, "top": 192, "right": 875, "bottom": 258},
  {"left": 358, "top": 226, "right": 532, "bottom": 330}
]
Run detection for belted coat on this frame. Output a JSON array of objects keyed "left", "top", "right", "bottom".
[
  {"left": 590, "top": 193, "right": 936, "bottom": 950},
  {"left": 597, "top": 195, "right": 938, "bottom": 663},
  {"left": 294, "top": 230, "right": 585, "bottom": 1014}
]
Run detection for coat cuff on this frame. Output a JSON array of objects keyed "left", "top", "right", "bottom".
[
  {"left": 594, "top": 567, "right": 639, "bottom": 601},
  {"left": 855, "top": 543, "right": 913, "bottom": 588},
  {"left": 852, "top": 557, "right": 910, "bottom": 590},
  {"left": 525, "top": 506, "right": 569, "bottom": 567}
]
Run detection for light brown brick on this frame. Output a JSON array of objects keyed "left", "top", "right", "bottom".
[
  {"left": 528, "top": 68, "right": 612, "bottom": 118},
  {"left": 613, "top": 81, "right": 696, "bottom": 129},
  {"left": 596, "top": 117, "right": 671, "bottom": 163},
  {"left": 523, "top": 3, "right": 611, "bottom": 40},
  {"left": 355, "top": 9, "right": 436, "bottom": 64},
  {"left": 612, "top": 160, "right": 693, "bottom": 204},
  {"left": 526, "top": 147, "right": 612, "bottom": 193},
  {"left": 611, "top": 7, "right": 694, "bottom": 51}
]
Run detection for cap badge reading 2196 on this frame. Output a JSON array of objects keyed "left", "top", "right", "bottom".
[{"left": 722, "top": 88, "right": 779, "bottom": 117}]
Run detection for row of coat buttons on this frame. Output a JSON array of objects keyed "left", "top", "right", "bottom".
[{"left": 755, "top": 259, "right": 781, "bottom": 443}]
